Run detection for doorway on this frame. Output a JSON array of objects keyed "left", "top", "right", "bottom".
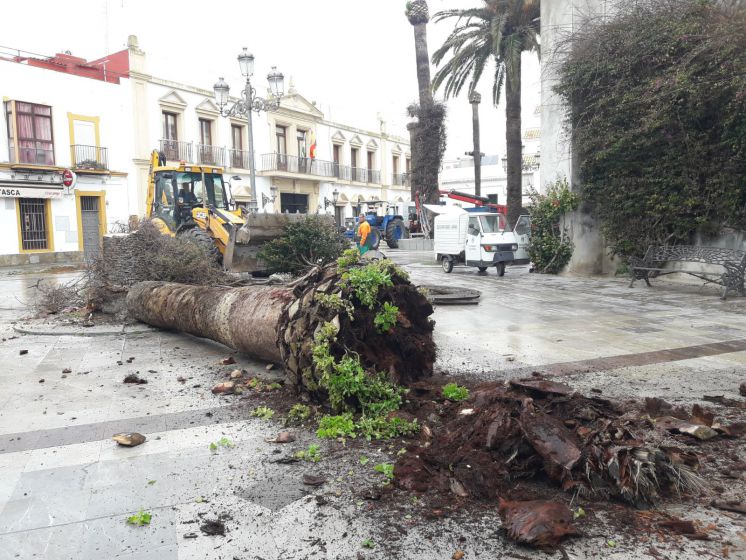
[
  {"left": 280, "top": 193, "right": 308, "bottom": 214},
  {"left": 79, "top": 195, "right": 102, "bottom": 260}
]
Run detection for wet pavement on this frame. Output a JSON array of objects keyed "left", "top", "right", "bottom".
[{"left": 0, "top": 257, "right": 745, "bottom": 559}]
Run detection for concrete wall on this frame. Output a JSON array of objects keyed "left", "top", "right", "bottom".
[{"left": 541, "top": 0, "right": 619, "bottom": 275}]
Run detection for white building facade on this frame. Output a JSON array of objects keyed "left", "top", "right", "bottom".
[
  {"left": 0, "top": 37, "right": 411, "bottom": 266},
  {"left": 126, "top": 36, "right": 411, "bottom": 230},
  {"left": 0, "top": 51, "right": 132, "bottom": 265}
]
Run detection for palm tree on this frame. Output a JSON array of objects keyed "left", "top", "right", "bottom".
[
  {"left": 405, "top": 0, "right": 447, "bottom": 224},
  {"left": 406, "top": 0, "right": 434, "bottom": 108},
  {"left": 432, "top": 0, "right": 540, "bottom": 228}
]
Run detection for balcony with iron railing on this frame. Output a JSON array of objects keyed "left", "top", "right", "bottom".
[
  {"left": 349, "top": 167, "right": 381, "bottom": 184},
  {"left": 196, "top": 144, "right": 225, "bottom": 167},
  {"left": 71, "top": 144, "right": 109, "bottom": 172},
  {"left": 159, "top": 139, "right": 192, "bottom": 163},
  {"left": 392, "top": 172, "right": 409, "bottom": 186},
  {"left": 260, "top": 153, "right": 342, "bottom": 178},
  {"left": 228, "top": 149, "right": 251, "bottom": 169}
]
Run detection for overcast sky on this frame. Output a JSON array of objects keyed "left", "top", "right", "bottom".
[{"left": 2, "top": 0, "right": 541, "bottom": 160}]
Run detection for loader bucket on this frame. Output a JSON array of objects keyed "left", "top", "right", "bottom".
[{"left": 223, "top": 213, "right": 306, "bottom": 274}]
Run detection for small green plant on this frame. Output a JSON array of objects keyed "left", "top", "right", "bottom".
[
  {"left": 374, "top": 463, "right": 395, "bottom": 483},
  {"left": 361, "top": 538, "right": 375, "bottom": 549},
  {"left": 359, "top": 455, "right": 370, "bottom": 466},
  {"left": 295, "top": 443, "right": 321, "bottom": 463},
  {"left": 209, "top": 437, "right": 235, "bottom": 451},
  {"left": 147, "top": 480, "right": 156, "bottom": 486},
  {"left": 442, "top": 383, "right": 469, "bottom": 402},
  {"left": 126, "top": 510, "right": 152, "bottom": 526},
  {"left": 374, "top": 302, "right": 399, "bottom": 333},
  {"left": 606, "top": 540, "right": 617, "bottom": 548},
  {"left": 573, "top": 507, "right": 586, "bottom": 520},
  {"left": 341, "top": 262, "right": 394, "bottom": 309},
  {"left": 336, "top": 248, "right": 361, "bottom": 270},
  {"left": 286, "top": 403, "right": 312, "bottom": 424},
  {"left": 251, "top": 406, "right": 275, "bottom": 419},
  {"left": 317, "top": 413, "right": 357, "bottom": 439},
  {"left": 268, "top": 382, "right": 282, "bottom": 390},
  {"left": 315, "top": 292, "right": 354, "bottom": 320},
  {"left": 357, "top": 416, "right": 419, "bottom": 441},
  {"left": 257, "top": 215, "right": 347, "bottom": 275}
]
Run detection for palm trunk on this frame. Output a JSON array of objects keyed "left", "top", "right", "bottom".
[
  {"left": 505, "top": 53, "right": 522, "bottom": 230},
  {"left": 471, "top": 95, "right": 482, "bottom": 197},
  {"left": 414, "top": 23, "right": 433, "bottom": 108},
  {"left": 126, "top": 264, "right": 436, "bottom": 401}
]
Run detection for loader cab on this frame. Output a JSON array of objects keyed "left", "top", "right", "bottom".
[{"left": 152, "top": 170, "right": 229, "bottom": 230}]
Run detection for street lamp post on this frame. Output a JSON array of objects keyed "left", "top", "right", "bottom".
[{"left": 214, "top": 48, "right": 284, "bottom": 211}]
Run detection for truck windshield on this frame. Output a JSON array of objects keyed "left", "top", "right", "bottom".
[
  {"left": 175, "top": 172, "right": 227, "bottom": 209},
  {"left": 479, "top": 214, "right": 506, "bottom": 233}
]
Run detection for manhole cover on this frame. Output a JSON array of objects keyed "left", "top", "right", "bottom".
[{"left": 419, "top": 285, "right": 481, "bottom": 305}]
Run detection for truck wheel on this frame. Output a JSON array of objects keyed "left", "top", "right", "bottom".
[
  {"left": 442, "top": 256, "right": 454, "bottom": 273},
  {"left": 385, "top": 218, "right": 406, "bottom": 249},
  {"left": 477, "top": 266, "right": 488, "bottom": 273},
  {"left": 368, "top": 229, "right": 381, "bottom": 250},
  {"left": 179, "top": 227, "right": 222, "bottom": 264},
  {"left": 497, "top": 262, "right": 506, "bottom": 277}
]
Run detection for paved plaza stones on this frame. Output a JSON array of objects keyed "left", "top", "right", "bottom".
[{"left": 0, "top": 258, "right": 744, "bottom": 559}]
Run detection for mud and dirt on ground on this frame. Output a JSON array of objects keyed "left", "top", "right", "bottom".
[{"left": 205, "top": 363, "right": 746, "bottom": 554}]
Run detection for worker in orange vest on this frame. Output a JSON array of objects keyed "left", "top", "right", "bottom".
[{"left": 356, "top": 214, "right": 371, "bottom": 255}]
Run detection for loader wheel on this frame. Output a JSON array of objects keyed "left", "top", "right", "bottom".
[
  {"left": 368, "top": 229, "right": 381, "bottom": 250},
  {"left": 441, "top": 256, "right": 454, "bottom": 273},
  {"left": 179, "top": 227, "right": 222, "bottom": 264},
  {"left": 496, "top": 262, "right": 506, "bottom": 277},
  {"left": 385, "top": 218, "right": 407, "bottom": 249}
]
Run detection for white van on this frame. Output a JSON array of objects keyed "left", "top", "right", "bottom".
[{"left": 431, "top": 207, "right": 530, "bottom": 275}]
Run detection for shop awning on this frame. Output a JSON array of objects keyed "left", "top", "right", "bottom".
[{"left": 0, "top": 182, "right": 65, "bottom": 199}]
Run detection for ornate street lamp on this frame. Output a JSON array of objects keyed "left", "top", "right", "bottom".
[
  {"left": 214, "top": 48, "right": 284, "bottom": 211},
  {"left": 324, "top": 188, "right": 340, "bottom": 209}
]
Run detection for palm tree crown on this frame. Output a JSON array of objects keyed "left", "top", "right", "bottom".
[
  {"left": 432, "top": 0, "right": 540, "bottom": 103},
  {"left": 432, "top": 0, "right": 540, "bottom": 228}
]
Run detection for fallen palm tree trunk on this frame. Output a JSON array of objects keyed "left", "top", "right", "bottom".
[{"left": 126, "top": 258, "right": 436, "bottom": 400}]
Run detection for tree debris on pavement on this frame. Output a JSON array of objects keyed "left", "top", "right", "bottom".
[
  {"left": 112, "top": 432, "right": 146, "bottom": 447},
  {"left": 498, "top": 499, "right": 579, "bottom": 548}
]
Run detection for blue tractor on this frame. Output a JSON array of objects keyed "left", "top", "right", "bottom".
[{"left": 343, "top": 201, "right": 409, "bottom": 249}]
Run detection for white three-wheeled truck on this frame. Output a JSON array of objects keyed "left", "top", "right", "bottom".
[{"left": 430, "top": 206, "right": 530, "bottom": 276}]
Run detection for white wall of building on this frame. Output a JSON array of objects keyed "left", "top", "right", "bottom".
[{"left": 0, "top": 59, "right": 133, "bottom": 260}]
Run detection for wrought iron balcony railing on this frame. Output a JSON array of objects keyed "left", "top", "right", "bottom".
[
  {"left": 71, "top": 145, "right": 109, "bottom": 171},
  {"left": 350, "top": 167, "right": 381, "bottom": 184},
  {"left": 196, "top": 144, "right": 224, "bottom": 167},
  {"left": 228, "top": 149, "right": 251, "bottom": 169},
  {"left": 260, "top": 153, "right": 341, "bottom": 178},
  {"left": 392, "top": 172, "right": 409, "bottom": 186},
  {"left": 159, "top": 139, "right": 192, "bottom": 162}
]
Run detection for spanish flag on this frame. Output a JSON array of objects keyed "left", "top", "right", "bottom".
[{"left": 309, "top": 129, "right": 317, "bottom": 159}]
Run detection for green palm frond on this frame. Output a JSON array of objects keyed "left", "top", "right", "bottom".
[{"left": 432, "top": 0, "right": 540, "bottom": 104}]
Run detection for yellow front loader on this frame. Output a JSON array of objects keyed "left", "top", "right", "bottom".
[{"left": 144, "top": 150, "right": 301, "bottom": 273}]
